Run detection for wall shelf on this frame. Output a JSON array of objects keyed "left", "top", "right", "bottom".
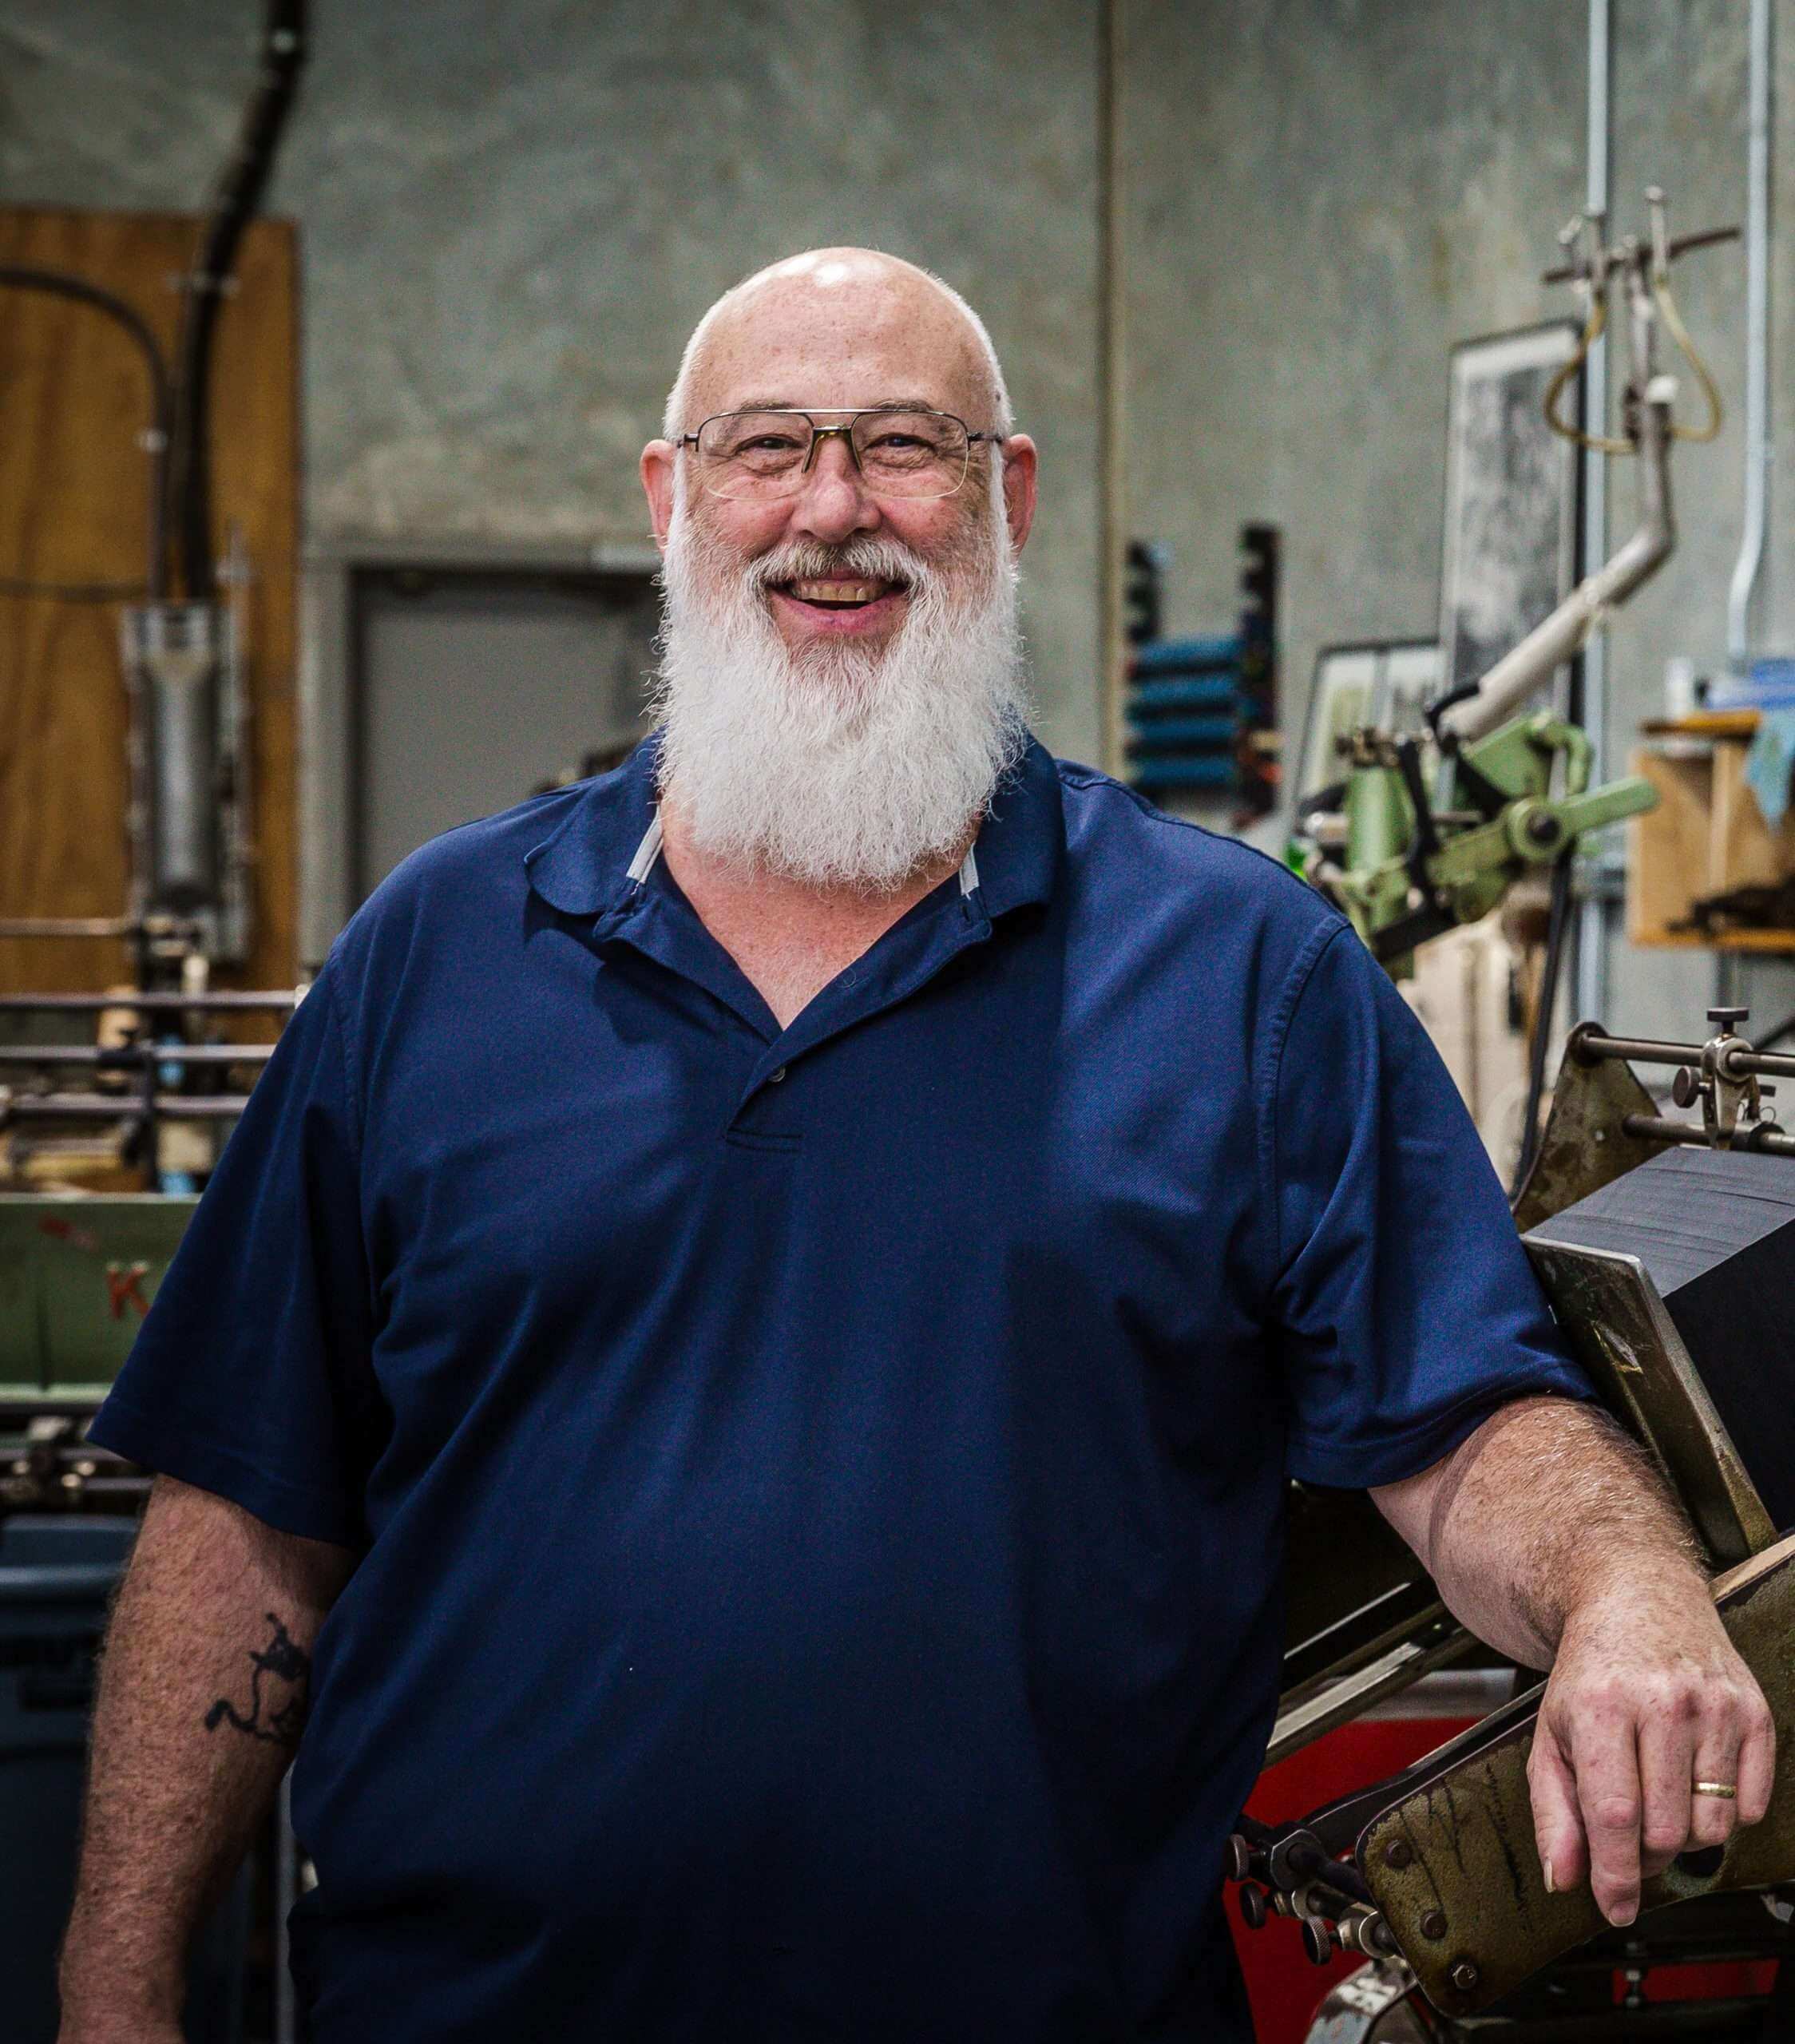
[{"left": 1629, "top": 719, "right": 1795, "bottom": 953}]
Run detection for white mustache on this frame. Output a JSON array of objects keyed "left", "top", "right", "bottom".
[{"left": 743, "top": 537, "right": 934, "bottom": 596}]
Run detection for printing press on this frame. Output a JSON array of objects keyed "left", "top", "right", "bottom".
[{"left": 1250, "top": 1005, "right": 1795, "bottom": 2041}]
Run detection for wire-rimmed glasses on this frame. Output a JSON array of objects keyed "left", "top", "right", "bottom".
[{"left": 677, "top": 408, "right": 1003, "bottom": 501}]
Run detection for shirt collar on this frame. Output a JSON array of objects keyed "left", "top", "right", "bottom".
[
  {"left": 969, "top": 735, "right": 1063, "bottom": 918},
  {"left": 522, "top": 737, "right": 663, "bottom": 917},
  {"left": 521, "top": 728, "right": 1063, "bottom": 921}
]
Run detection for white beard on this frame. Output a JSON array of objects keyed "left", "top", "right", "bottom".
[{"left": 648, "top": 473, "right": 1030, "bottom": 893}]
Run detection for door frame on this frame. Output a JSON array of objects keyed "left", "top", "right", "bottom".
[{"left": 299, "top": 536, "right": 661, "bottom": 968}]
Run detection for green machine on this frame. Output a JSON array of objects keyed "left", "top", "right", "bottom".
[
  {"left": 0, "top": 990, "right": 295, "bottom": 1507},
  {"left": 0, "top": 1195, "right": 196, "bottom": 1404},
  {"left": 1297, "top": 191, "right": 1736, "bottom": 979},
  {"left": 1322, "top": 711, "right": 1656, "bottom": 977}
]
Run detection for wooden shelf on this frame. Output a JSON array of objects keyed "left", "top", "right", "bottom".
[
  {"left": 1641, "top": 711, "right": 1762, "bottom": 739},
  {"left": 1627, "top": 929, "right": 1795, "bottom": 955},
  {"left": 1629, "top": 731, "right": 1795, "bottom": 951}
]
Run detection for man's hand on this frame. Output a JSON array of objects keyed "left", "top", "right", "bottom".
[
  {"left": 1374, "top": 1398, "right": 1778, "bottom": 1927},
  {"left": 1526, "top": 1563, "right": 1776, "bottom": 1924}
]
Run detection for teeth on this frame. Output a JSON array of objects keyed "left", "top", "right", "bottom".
[{"left": 789, "top": 579, "right": 886, "bottom": 604}]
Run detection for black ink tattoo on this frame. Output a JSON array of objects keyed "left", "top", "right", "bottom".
[{"left": 204, "top": 1612, "right": 311, "bottom": 1746}]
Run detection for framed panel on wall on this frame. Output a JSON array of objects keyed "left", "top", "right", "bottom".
[
  {"left": 1292, "top": 640, "right": 1445, "bottom": 821},
  {"left": 1440, "top": 322, "right": 1582, "bottom": 707},
  {"left": 1292, "top": 643, "right": 1381, "bottom": 807}
]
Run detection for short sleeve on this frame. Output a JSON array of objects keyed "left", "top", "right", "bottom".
[
  {"left": 1265, "top": 923, "right": 1594, "bottom": 1489},
  {"left": 87, "top": 965, "right": 383, "bottom": 1545}
]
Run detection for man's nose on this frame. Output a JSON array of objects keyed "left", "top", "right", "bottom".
[{"left": 788, "top": 438, "right": 881, "bottom": 544}]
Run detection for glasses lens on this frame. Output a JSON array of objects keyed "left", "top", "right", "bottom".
[
  {"left": 692, "top": 411, "right": 973, "bottom": 499},
  {"left": 695, "top": 412, "right": 811, "bottom": 498},
  {"left": 851, "top": 411, "right": 970, "bottom": 497}
]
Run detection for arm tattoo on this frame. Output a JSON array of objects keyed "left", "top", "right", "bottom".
[{"left": 204, "top": 1612, "right": 312, "bottom": 1746}]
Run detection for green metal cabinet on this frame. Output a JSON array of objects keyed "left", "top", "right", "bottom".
[{"left": 0, "top": 1196, "right": 196, "bottom": 1400}]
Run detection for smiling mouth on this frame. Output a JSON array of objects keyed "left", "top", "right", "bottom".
[{"left": 772, "top": 576, "right": 909, "bottom": 613}]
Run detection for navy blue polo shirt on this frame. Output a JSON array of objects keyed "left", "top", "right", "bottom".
[{"left": 92, "top": 735, "right": 1589, "bottom": 2043}]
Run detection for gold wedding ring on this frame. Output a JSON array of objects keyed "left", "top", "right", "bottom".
[{"left": 1693, "top": 1781, "right": 1738, "bottom": 1800}]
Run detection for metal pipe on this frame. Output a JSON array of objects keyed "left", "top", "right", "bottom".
[
  {"left": 1096, "top": 0, "right": 1128, "bottom": 776},
  {"left": 1623, "top": 1112, "right": 1795, "bottom": 1157},
  {"left": 0, "top": 1093, "right": 252, "bottom": 1120},
  {"left": 0, "top": 991, "right": 297, "bottom": 1012},
  {"left": 1581, "top": 0, "right": 1611, "bottom": 766},
  {"left": 1574, "top": 0, "right": 1614, "bottom": 1028},
  {"left": 0, "top": 918, "right": 136, "bottom": 940},
  {"left": 1573, "top": 1027, "right": 1712, "bottom": 1067},
  {"left": 1571, "top": 1028, "right": 1795, "bottom": 1082},
  {"left": 1722, "top": 1047, "right": 1795, "bottom": 1080},
  {"left": 0, "top": 1044, "right": 273, "bottom": 1066},
  {"left": 1726, "top": 0, "right": 1773, "bottom": 674},
  {"left": 1440, "top": 392, "right": 1673, "bottom": 746}
]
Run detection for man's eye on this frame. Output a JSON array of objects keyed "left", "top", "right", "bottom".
[
  {"left": 739, "top": 435, "right": 803, "bottom": 454},
  {"left": 866, "top": 433, "right": 924, "bottom": 451}
]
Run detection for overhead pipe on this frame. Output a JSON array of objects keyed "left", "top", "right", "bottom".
[
  {"left": 1726, "top": 0, "right": 1773, "bottom": 675},
  {"left": 1573, "top": 0, "right": 1612, "bottom": 1027},
  {"left": 1096, "top": 0, "right": 1129, "bottom": 775},
  {"left": 1440, "top": 319, "right": 1675, "bottom": 746}
]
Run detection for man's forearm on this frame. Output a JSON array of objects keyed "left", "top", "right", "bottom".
[
  {"left": 1375, "top": 1395, "right": 1774, "bottom": 1927},
  {"left": 1378, "top": 1396, "right": 1703, "bottom": 1668},
  {"left": 59, "top": 1476, "right": 354, "bottom": 2033}
]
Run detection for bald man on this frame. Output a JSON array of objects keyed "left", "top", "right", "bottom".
[{"left": 64, "top": 251, "right": 1770, "bottom": 2044}]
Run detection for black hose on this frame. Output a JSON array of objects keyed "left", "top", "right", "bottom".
[
  {"left": 168, "top": 0, "right": 307, "bottom": 599},
  {"left": 0, "top": 265, "right": 172, "bottom": 600},
  {"left": 1510, "top": 851, "right": 1575, "bottom": 1199}
]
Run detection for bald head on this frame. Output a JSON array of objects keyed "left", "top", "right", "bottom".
[{"left": 663, "top": 248, "right": 1012, "bottom": 441}]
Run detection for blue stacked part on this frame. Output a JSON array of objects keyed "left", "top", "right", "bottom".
[
  {"left": 1125, "top": 634, "right": 1247, "bottom": 796},
  {"left": 1129, "top": 634, "right": 1242, "bottom": 677}
]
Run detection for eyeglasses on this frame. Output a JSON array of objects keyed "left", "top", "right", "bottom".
[{"left": 677, "top": 408, "right": 1004, "bottom": 501}]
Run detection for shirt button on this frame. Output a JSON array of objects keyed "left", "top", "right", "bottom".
[{"left": 769, "top": 1066, "right": 787, "bottom": 1083}]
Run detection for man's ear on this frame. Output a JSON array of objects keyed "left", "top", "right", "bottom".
[
  {"left": 640, "top": 441, "right": 677, "bottom": 554},
  {"left": 1000, "top": 435, "right": 1038, "bottom": 555}
]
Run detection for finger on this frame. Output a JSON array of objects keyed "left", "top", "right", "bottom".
[
  {"left": 1571, "top": 1717, "right": 1644, "bottom": 1925},
  {"left": 1526, "top": 1721, "right": 1587, "bottom": 1895},
  {"left": 1638, "top": 1698, "right": 1698, "bottom": 1872},
  {"left": 1738, "top": 1692, "right": 1777, "bottom": 1828},
  {"left": 1688, "top": 1719, "right": 1745, "bottom": 1850}
]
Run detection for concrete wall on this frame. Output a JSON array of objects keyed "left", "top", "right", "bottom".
[
  {"left": 6, "top": 0, "right": 1793, "bottom": 1033},
  {"left": 1127, "top": 0, "right": 1795, "bottom": 1036},
  {"left": 0, "top": 0, "right": 1106, "bottom": 757}
]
